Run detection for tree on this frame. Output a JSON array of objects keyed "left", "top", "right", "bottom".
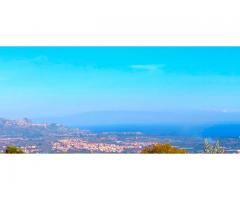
[
  {"left": 141, "top": 143, "right": 188, "bottom": 154},
  {"left": 203, "top": 139, "right": 224, "bottom": 154},
  {"left": 5, "top": 146, "right": 24, "bottom": 154}
]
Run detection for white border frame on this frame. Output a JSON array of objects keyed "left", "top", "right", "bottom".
[{"left": 0, "top": 0, "right": 240, "bottom": 200}]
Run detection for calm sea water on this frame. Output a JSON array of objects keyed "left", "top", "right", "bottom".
[{"left": 79, "top": 123, "right": 240, "bottom": 138}]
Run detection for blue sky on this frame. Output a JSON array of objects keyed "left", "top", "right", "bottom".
[{"left": 0, "top": 47, "right": 240, "bottom": 120}]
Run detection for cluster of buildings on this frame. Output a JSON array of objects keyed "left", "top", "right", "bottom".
[
  {"left": 51, "top": 138, "right": 156, "bottom": 153},
  {"left": 2, "top": 118, "right": 49, "bottom": 128},
  {"left": 52, "top": 139, "right": 125, "bottom": 153},
  {"left": 20, "top": 145, "right": 39, "bottom": 153},
  {"left": 121, "top": 141, "right": 156, "bottom": 151}
]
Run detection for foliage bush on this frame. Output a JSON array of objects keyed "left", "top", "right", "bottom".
[
  {"left": 141, "top": 143, "right": 188, "bottom": 154},
  {"left": 5, "top": 146, "right": 24, "bottom": 154}
]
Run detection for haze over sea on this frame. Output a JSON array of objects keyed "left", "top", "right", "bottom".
[{"left": 38, "top": 110, "right": 240, "bottom": 138}]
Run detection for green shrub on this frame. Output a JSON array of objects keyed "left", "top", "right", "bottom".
[
  {"left": 141, "top": 143, "right": 188, "bottom": 154},
  {"left": 5, "top": 146, "right": 24, "bottom": 154}
]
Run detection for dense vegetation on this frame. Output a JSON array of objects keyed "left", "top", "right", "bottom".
[
  {"left": 141, "top": 143, "right": 188, "bottom": 154},
  {"left": 5, "top": 146, "right": 24, "bottom": 154}
]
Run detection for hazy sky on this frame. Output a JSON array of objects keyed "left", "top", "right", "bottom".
[{"left": 0, "top": 47, "right": 240, "bottom": 119}]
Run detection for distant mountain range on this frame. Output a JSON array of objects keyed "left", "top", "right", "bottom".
[{"left": 39, "top": 110, "right": 240, "bottom": 126}]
